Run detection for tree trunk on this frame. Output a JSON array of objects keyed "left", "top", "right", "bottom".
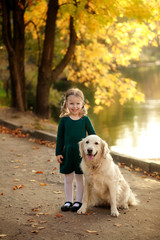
[
  {"left": 36, "top": 0, "right": 77, "bottom": 118},
  {"left": 2, "top": 0, "right": 26, "bottom": 111},
  {"left": 36, "top": 0, "right": 59, "bottom": 118}
]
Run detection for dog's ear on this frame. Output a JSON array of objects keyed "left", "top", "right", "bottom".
[
  {"left": 79, "top": 139, "right": 84, "bottom": 158},
  {"left": 101, "top": 139, "right": 109, "bottom": 158}
]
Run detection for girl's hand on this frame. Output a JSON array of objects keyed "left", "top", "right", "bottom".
[{"left": 57, "top": 155, "right": 63, "bottom": 164}]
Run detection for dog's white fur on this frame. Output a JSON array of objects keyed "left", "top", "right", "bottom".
[{"left": 77, "top": 135, "right": 138, "bottom": 217}]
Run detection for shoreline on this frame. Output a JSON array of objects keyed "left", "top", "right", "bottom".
[{"left": 0, "top": 117, "right": 160, "bottom": 174}]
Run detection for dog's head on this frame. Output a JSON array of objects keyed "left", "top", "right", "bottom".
[{"left": 79, "top": 135, "right": 109, "bottom": 161}]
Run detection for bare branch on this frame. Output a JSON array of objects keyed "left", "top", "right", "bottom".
[{"left": 52, "top": 16, "right": 77, "bottom": 82}]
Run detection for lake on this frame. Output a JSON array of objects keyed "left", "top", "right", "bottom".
[{"left": 88, "top": 65, "right": 160, "bottom": 159}]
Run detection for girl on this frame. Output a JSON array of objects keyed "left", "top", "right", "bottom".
[{"left": 56, "top": 88, "right": 96, "bottom": 212}]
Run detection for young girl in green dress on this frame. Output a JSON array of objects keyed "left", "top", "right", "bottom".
[{"left": 56, "top": 88, "right": 96, "bottom": 212}]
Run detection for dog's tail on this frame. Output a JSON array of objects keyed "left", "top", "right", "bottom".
[{"left": 128, "top": 191, "right": 139, "bottom": 206}]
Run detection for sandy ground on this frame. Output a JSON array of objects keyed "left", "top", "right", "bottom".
[
  {"left": 0, "top": 126, "right": 160, "bottom": 240},
  {"left": 0, "top": 107, "right": 58, "bottom": 135}
]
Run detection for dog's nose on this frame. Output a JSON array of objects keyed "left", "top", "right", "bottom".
[{"left": 87, "top": 148, "right": 93, "bottom": 155}]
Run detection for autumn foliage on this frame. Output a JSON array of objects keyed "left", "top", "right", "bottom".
[{"left": 1, "top": 0, "right": 160, "bottom": 116}]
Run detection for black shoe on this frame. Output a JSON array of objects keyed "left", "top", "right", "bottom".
[
  {"left": 70, "top": 202, "right": 82, "bottom": 212},
  {"left": 61, "top": 201, "right": 72, "bottom": 212}
]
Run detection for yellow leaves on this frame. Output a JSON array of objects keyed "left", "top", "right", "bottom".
[
  {"left": 123, "top": 0, "right": 152, "bottom": 21},
  {"left": 67, "top": 14, "right": 149, "bottom": 113},
  {"left": 94, "top": 106, "right": 104, "bottom": 114},
  {"left": 25, "top": 0, "right": 47, "bottom": 39},
  {"left": 152, "top": 40, "right": 159, "bottom": 47}
]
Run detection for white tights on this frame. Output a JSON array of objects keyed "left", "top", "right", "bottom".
[{"left": 64, "top": 172, "right": 84, "bottom": 204}]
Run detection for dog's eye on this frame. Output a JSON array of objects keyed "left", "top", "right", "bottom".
[
  {"left": 86, "top": 141, "right": 89, "bottom": 144},
  {"left": 95, "top": 142, "right": 99, "bottom": 145}
]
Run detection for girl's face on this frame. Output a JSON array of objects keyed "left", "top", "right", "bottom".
[{"left": 66, "top": 95, "right": 84, "bottom": 117}]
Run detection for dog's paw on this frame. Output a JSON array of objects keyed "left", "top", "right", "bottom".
[
  {"left": 77, "top": 207, "right": 87, "bottom": 215},
  {"left": 111, "top": 209, "right": 119, "bottom": 217}
]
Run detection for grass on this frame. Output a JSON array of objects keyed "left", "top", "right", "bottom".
[{"left": 0, "top": 87, "right": 10, "bottom": 107}]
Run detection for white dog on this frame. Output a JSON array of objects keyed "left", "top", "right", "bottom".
[{"left": 77, "top": 135, "right": 138, "bottom": 217}]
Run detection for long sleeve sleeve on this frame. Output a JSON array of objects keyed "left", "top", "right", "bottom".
[
  {"left": 56, "top": 118, "right": 65, "bottom": 156},
  {"left": 85, "top": 116, "right": 96, "bottom": 135}
]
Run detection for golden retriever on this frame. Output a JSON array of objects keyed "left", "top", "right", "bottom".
[{"left": 77, "top": 135, "right": 138, "bottom": 217}]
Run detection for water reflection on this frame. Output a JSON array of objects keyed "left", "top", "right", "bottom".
[
  {"left": 89, "top": 66, "right": 160, "bottom": 159},
  {"left": 111, "top": 100, "right": 160, "bottom": 159}
]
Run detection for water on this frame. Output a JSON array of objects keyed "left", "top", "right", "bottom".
[{"left": 88, "top": 65, "right": 160, "bottom": 159}]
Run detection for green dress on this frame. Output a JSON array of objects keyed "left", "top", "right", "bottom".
[{"left": 56, "top": 116, "right": 96, "bottom": 174}]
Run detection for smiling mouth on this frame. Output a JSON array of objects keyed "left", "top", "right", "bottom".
[{"left": 86, "top": 152, "right": 98, "bottom": 160}]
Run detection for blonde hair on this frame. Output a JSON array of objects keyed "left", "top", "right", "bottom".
[{"left": 60, "top": 88, "right": 88, "bottom": 118}]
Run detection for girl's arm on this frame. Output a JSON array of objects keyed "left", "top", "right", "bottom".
[
  {"left": 56, "top": 118, "right": 65, "bottom": 157},
  {"left": 85, "top": 116, "right": 96, "bottom": 135}
]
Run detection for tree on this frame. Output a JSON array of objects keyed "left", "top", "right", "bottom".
[
  {"left": 35, "top": 0, "right": 77, "bottom": 118},
  {"left": 33, "top": 0, "right": 155, "bottom": 117},
  {"left": 1, "top": 0, "right": 159, "bottom": 118},
  {"left": 1, "top": 0, "right": 26, "bottom": 111}
]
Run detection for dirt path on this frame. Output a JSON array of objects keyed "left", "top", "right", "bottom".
[{"left": 0, "top": 132, "right": 160, "bottom": 240}]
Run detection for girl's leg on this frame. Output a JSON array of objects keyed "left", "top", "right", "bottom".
[
  {"left": 64, "top": 172, "right": 74, "bottom": 204},
  {"left": 75, "top": 174, "right": 84, "bottom": 203}
]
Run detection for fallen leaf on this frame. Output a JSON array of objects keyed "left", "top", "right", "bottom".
[
  {"left": 32, "top": 230, "right": 38, "bottom": 234},
  {"left": 119, "top": 163, "right": 127, "bottom": 168},
  {"left": 37, "top": 227, "right": 45, "bottom": 230},
  {"left": 53, "top": 190, "right": 62, "bottom": 194},
  {"left": 53, "top": 167, "right": 57, "bottom": 170},
  {"left": 14, "top": 179, "right": 20, "bottom": 182},
  {"left": 56, "top": 214, "right": 63, "bottom": 218},
  {"left": 32, "top": 209, "right": 39, "bottom": 212},
  {"left": 39, "top": 221, "right": 47, "bottom": 224},
  {"left": 17, "top": 153, "right": 23, "bottom": 157},
  {"left": 85, "top": 212, "right": 92, "bottom": 215},
  {"left": 141, "top": 176, "right": 147, "bottom": 178},
  {"left": 40, "top": 183, "right": 47, "bottom": 186},
  {"left": 38, "top": 212, "right": 44, "bottom": 215},
  {"left": 32, "top": 224, "right": 38, "bottom": 227},
  {"left": 35, "top": 171, "right": 43, "bottom": 174},
  {"left": 0, "top": 234, "right": 7, "bottom": 238},
  {"left": 113, "top": 223, "right": 122, "bottom": 227},
  {"left": 13, "top": 185, "right": 24, "bottom": 190},
  {"left": 28, "top": 219, "right": 35, "bottom": 223},
  {"left": 86, "top": 230, "right": 98, "bottom": 233},
  {"left": 0, "top": 193, "right": 4, "bottom": 195},
  {"left": 135, "top": 167, "right": 142, "bottom": 172},
  {"left": 32, "top": 146, "right": 39, "bottom": 150},
  {"left": 156, "top": 175, "right": 160, "bottom": 180}
]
